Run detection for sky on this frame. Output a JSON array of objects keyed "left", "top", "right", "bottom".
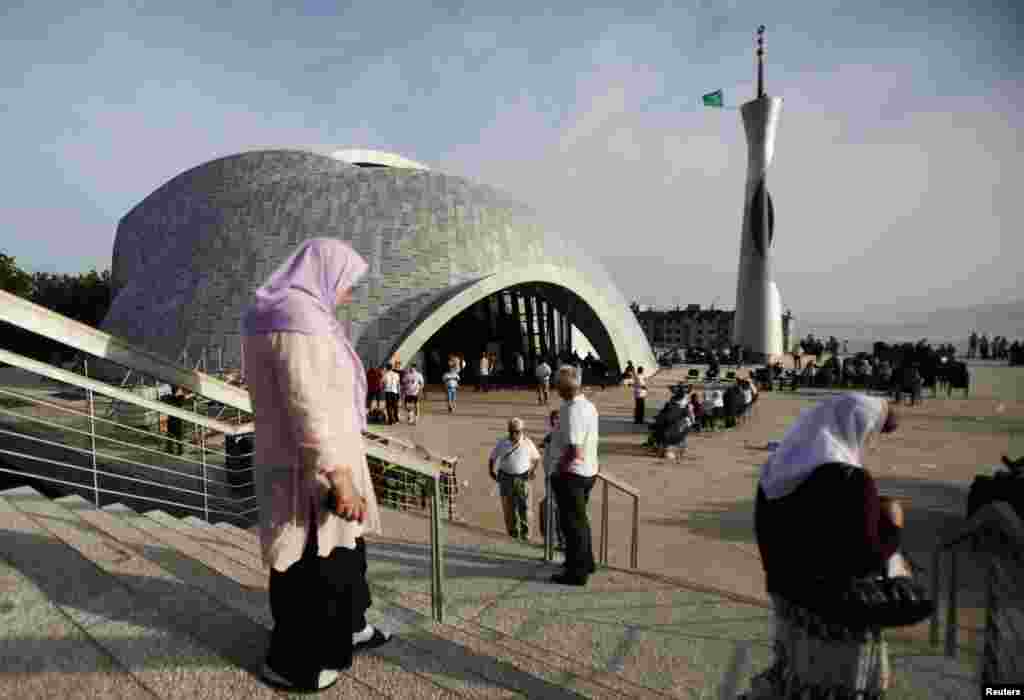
[{"left": 2, "top": 0, "right": 1021, "bottom": 320}]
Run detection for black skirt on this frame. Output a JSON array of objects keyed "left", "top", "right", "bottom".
[{"left": 265, "top": 532, "right": 372, "bottom": 686}]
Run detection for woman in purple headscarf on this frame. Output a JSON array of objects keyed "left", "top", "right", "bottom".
[{"left": 242, "top": 238, "right": 389, "bottom": 692}]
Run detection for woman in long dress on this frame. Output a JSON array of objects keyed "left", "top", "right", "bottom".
[
  {"left": 746, "top": 393, "right": 903, "bottom": 699},
  {"left": 242, "top": 238, "right": 391, "bottom": 692}
]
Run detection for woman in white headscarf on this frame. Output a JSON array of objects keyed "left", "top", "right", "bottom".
[
  {"left": 242, "top": 238, "right": 389, "bottom": 692},
  {"left": 745, "top": 393, "right": 903, "bottom": 700}
]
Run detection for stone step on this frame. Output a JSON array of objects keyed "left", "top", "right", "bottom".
[
  {"left": 206, "top": 516, "right": 682, "bottom": 700},
  {"left": 0, "top": 556, "right": 157, "bottom": 700},
  {"left": 49, "top": 494, "right": 391, "bottom": 700},
  {"left": 0, "top": 486, "right": 372, "bottom": 699},
  {"left": 159, "top": 513, "right": 651, "bottom": 700},
  {"left": 246, "top": 510, "right": 980, "bottom": 700},
  {"left": 96, "top": 499, "right": 464, "bottom": 695}
]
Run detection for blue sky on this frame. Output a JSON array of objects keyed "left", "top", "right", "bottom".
[{"left": 2, "top": 0, "right": 1021, "bottom": 318}]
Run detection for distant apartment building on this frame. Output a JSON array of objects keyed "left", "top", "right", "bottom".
[{"left": 631, "top": 303, "right": 793, "bottom": 353}]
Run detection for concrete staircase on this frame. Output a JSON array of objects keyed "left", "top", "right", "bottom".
[{"left": 0, "top": 485, "right": 977, "bottom": 699}]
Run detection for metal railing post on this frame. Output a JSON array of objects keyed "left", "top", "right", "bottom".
[
  {"left": 84, "top": 358, "right": 100, "bottom": 508},
  {"left": 600, "top": 478, "right": 609, "bottom": 566},
  {"left": 982, "top": 559, "right": 997, "bottom": 691},
  {"left": 200, "top": 420, "right": 209, "bottom": 522},
  {"left": 930, "top": 542, "right": 941, "bottom": 647},
  {"left": 430, "top": 475, "right": 445, "bottom": 623},
  {"left": 544, "top": 474, "right": 554, "bottom": 562},
  {"left": 945, "top": 549, "right": 959, "bottom": 658},
  {"left": 631, "top": 494, "right": 639, "bottom": 569}
]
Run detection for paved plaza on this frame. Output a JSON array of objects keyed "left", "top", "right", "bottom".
[{"left": 372, "top": 361, "right": 1023, "bottom": 660}]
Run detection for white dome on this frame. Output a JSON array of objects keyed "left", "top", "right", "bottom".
[{"left": 331, "top": 148, "right": 430, "bottom": 171}]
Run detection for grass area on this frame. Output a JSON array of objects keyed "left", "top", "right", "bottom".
[{"left": 968, "top": 365, "right": 1024, "bottom": 401}]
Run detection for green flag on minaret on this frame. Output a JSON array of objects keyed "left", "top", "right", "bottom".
[{"left": 702, "top": 89, "right": 724, "bottom": 108}]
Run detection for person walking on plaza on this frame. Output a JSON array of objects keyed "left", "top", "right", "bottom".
[
  {"left": 382, "top": 363, "right": 401, "bottom": 425},
  {"left": 401, "top": 363, "right": 424, "bottom": 424},
  {"left": 365, "top": 364, "right": 384, "bottom": 412},
  {"left": 488, "top": 417, "right": 541, "bottom": 540},
  {"left": 535, "top": 358, "right": 552, "bottom": 405},
  {"left": 241, "top": 238, "right": 390, "bottom": 693},
  {"left": 162, "top": 385, "right": 191, "bottom": 456},
  {"left": 442, "top": 364, "right": 460, "bottom": 413},
  {"left": 515, "top": 351, "right": 526, "bottom": 387},
  {"left": 478, "top": 351, "right": 491, "bottom": 392},
  {"left": 747, "top": 393, "right": 905, "bottom": 699},
  {"left": 550, "top": 365, "right": 599, "bottom": 586},
  {"left": 633, "top": 366, "right": 648, "bottom": 424},
  {"left": 539, "top": 409, "right": 566, "bottom": 550}
]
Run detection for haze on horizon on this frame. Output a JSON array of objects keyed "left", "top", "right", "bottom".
[{"left": 2, "top": 1, "right": 1020, "bottom": 324}]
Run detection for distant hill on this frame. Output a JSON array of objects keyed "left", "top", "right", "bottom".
[{"left": 794, "top": 300, "right": 1024, "bottom": 354}]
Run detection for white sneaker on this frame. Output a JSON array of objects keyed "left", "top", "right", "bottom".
[{"left": 261, "top": 663, "right": 338, "bottom": 690}]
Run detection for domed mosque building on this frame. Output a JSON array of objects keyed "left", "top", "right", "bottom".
[{"left": 101, "top": 148, "right": 655, "bottom": 382}]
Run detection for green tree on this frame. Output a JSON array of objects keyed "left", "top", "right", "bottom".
[
  {"left": 0, "top": 257, "right": 114, "bottom": 363},
  {"left": 0, "top": 253, "right": 35, "bottom": 298}
]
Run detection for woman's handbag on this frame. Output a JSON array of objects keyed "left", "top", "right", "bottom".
[
  {"left": 807, "top": 553, "right": 935, "bottom": 628},
  {"left": 839, "top": 572, "right": 935, "bottom": 628}
]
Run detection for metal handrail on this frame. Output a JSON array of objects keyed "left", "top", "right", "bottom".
[
  {"left": 0, "top": 395, "right": 249, "bottom": 478},
  {"left": 0, "top": 466, "right": 252, "bottom": 519},
  {"left": 0, "top": 289, "right": 252, "bottom": 412},
  {"left": 0, "top": 293, "right": 449, "bottom": 622},
  {"left": 0, "top": 347, "right": 252, "bottom": 437},
  {"left": 544, "top": 469, "right": 640, "bottom": 570},
  {"left": 930, "top": 501, "right": 1024, "bottom": 659},
  {"left": 0, "top": 427, "right": 255, "bottom": 495}
]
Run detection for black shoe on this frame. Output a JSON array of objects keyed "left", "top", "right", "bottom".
[
  {"left": 261, "top": 663, "right": 339, "bottom": 691},
  {"left": 550, "top": 572, "right": 588, "bottom": 586},
  {"left": 353, "top": 626, "right": 392, "bottom": 654}
]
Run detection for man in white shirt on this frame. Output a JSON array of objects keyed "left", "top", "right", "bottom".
[
  {"left": 633, "top": 366, "right": 648, "bottom": 424},
  {"left": 535, "top": 359, "right": 552, "bottom": 405},
  {"left": 488, "top": 417, "right": 541, "bottom": 540},
  {"left": 382, "top": 364, "right": 401, "bottom": 425},
  {"left": 401, "top": 363, "right": 425, "bottom": 424},
  {"left": 478, "top": 352, "right": 491, "bottom": 393},
  {"left": 551, "top": 365, "right": 599, "bottom": 585}
]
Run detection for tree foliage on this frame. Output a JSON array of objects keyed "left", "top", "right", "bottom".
[
  {"left": 0, "top": 253, "right": 35, "bottom": 298},
  {"left": 0, "top": 252, "right": 113, "bottom": 362}
]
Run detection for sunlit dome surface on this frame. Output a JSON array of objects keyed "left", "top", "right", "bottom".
[{"left": 331, "top": 148, "right": 430, "bottom": 171}]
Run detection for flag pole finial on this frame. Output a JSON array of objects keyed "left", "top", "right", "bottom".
[{"left": 756, "top": 25, "right": 765, "bottom": 99}]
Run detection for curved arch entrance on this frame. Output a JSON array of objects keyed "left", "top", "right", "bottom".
[{"left": 384, "top": 264, "right": 655, "bottom": 382}]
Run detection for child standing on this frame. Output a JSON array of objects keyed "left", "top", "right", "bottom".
[{"left": 442, "top": 365, "right": 460, "bottom": 413}]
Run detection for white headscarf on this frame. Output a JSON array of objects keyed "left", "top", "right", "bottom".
[{"left": 759, "top": 393, "right": 889, "bottom": 500}]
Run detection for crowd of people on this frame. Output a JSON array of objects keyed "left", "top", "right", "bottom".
[
  {"left": 641, "top": 377, "right": 759, "bottom": 458},
  {"left": 756, "top": 339, "right": 972, "bottom": 405},
  {"left": 967, "top": 331, "right": 1022, "bottom": 362}
]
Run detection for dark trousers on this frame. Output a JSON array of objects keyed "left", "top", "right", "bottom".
[
  {"left": 633, "top": 397, "right": 645, "bottom": 424},
  {"left": 384, "top": 392, "right": 400, "bottom": 424},
  {"left": 164, "top": 419, "right": 184, "bottom": 455},
  {"left": 553, "top": 473, "right": 596, "bottom": 579},
  {"left": 266, "top": 535, "right": 371, "bottom": 687}
]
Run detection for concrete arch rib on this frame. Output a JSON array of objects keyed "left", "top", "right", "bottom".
[{"left": 388, "top": 264, "right": 656, "bottom": 375}]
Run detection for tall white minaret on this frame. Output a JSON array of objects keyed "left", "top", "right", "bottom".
[{"left": 733, "top": 26, "right": 784, "bottom": 362}]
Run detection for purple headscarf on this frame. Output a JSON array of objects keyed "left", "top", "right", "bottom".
[{"left": 242, "top": 238, "right": 369, "bottom": 430}]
